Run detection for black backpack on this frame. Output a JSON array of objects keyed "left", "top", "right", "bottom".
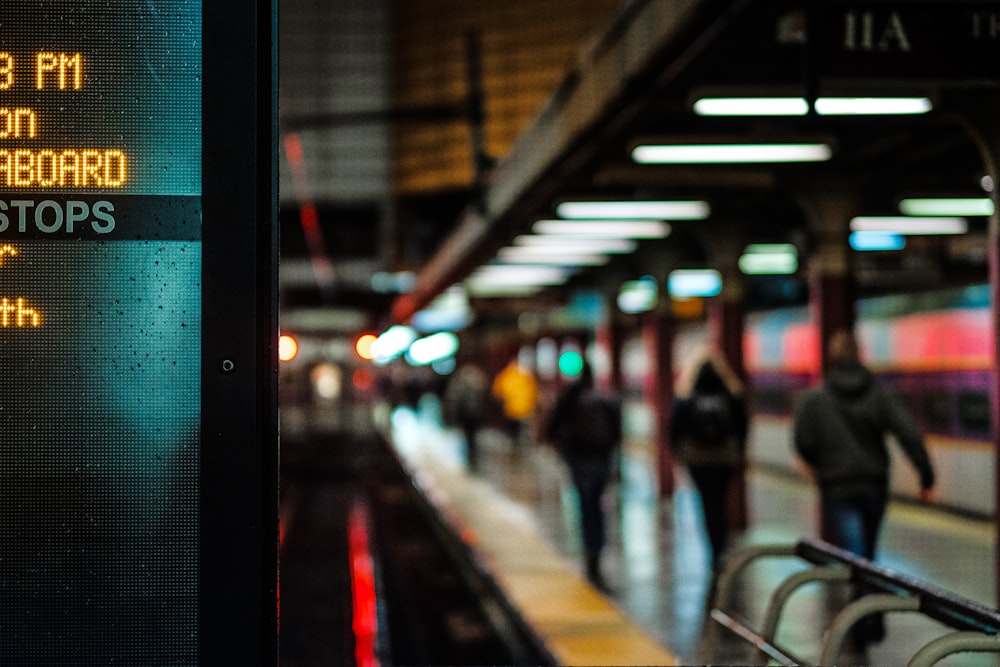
[
  {"left": 570, "top": 390, "right": 621, "bottom": 455},
  {"left": 688, "top": 391, "right": 733, "bottom": 445}
]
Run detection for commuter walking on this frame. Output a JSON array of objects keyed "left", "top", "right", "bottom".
[
  {"left": 669, "top": 350, "right": 748, "bottom": 568},
  {"left": 793, "top": 328, "right": 935, "bottom": 644},
  {"left": 443, "top": 363, "right": 489, "bottom": 471},
  {"left": 545, "top": 363, "right": 621, "bottom": 591},
  {"left": 491, "top": 358, "right": 538, "bottom": 449}
]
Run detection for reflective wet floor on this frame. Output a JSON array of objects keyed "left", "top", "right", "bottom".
[{"left": 389, "top": 401, "right": 999, "bottom": 666}]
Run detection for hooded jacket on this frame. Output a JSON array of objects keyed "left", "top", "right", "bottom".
[{"left": 793, "top": 362, "right": 935, "bottom": 493}]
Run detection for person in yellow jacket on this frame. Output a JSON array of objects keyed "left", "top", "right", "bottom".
[{"left": 491, "top": 359, "right": 538, "bottom": 446}]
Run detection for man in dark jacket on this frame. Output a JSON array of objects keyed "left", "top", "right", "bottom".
[{"left": 793, "top": 329, "right": 935, "bottom": 643}]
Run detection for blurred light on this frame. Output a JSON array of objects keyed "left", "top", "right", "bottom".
[
  {"left": 814, "top": 97, "right": 931, "bottom": 115},
  {"left": 371, "top": 271, "right": 415, "bottom": 293},
  {"left": 693, "top": 96, "right": 931, "bottom": 116},
  {"left": 850, "top": 231, "right": 906, "bottom": 251},
  {"left": 512, "top": 235, "right": 638, "bottom": 253},
  {"left": 352, "top": 368, "right": 374, "bottom": 391},
  {"left": 311, "top": 363, "right": 342, "bottom": 400},
  {"left": 355, "top": 333, "right": 378, "bottom": 360},
  {"left": 536, "top": 338, "right": 559, "bottom": 379},
  {"left": 556, "top": 200, "right": 710, "bottom": 220},
  {"left": 558, "top": 350, "right": 585, "bottom": 377},
  {"left": 370, "top": 325, "right": 417, "bottom": 364},
  {"left": 672, "top": 297, "right": 705, "bottom": 319},
  {"left": 497, "top": 247, "right": 610, "bottom": 265},
  {"left": 898, "top": 197, "right": 994, "bottom": 217},
  {"left": 738, "top": 243, "right": 798, "bottom": 275},
  {"left": 279, "top": 334, "right": 299, "bottom": 362},
  {"left": 850, "top": 216, "right": 968, "bottom": 235},
  {"left": 617, "top": 276, "right": 658, "bottom": 314},
  {"left": 693, "top": 97, "right": 808, "bottom": 116},
  {"left": 431, "top": 356, "right": 456, "bottom": 375},
  {"left": 406, "top": 331, "right": 459, "bottom": 366},
  {"left": 532, "top": 219, "right": 671, "bottom": 238},
  {"left": 412, "top": 286, "right": 471, "bottom": 331},
  {"left": 667, "top": 269, "right": 722, "bottom": 297},
  {"left": 464, "top": 282, "right": 545, "bottom": 297},
  {"left": 633, "top": 143, "right": 832, "bottom": 164},
  {"left": 981, "top": 175, "right": 995, "bottom": 193},
  {"left": 467, "top": 264, "right": 570, "bottom": 286}
]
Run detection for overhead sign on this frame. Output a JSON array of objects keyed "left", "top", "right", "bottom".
[
  {"left": 0, "top": 3, "right": 245, "bottom": 664},
  {"left": 813, "top": 2, "right": 1000, "bottom": 82}
]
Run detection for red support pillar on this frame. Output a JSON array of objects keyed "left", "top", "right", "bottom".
[
  {"left": 595, "top": 315, "right": 625, "bottom": 393},
  {"left": 799, "top": 183, "right": 859, "bottom": 381},
  {"left": 645, "top": 308, "right": 674, "bottom": 498},
  {"left": 709, "top": 295, "right": 748, "bottom": 530}
]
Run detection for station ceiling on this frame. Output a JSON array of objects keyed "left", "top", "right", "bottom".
[{"left": 279, "top": 0, "right": 999, "bottom": 337}]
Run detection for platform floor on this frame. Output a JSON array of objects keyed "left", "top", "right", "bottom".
[{"left": 389, "top": 399, "right": 999, "bottom": 666}]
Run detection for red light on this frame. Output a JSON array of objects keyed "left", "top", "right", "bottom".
[
  {"left": 349, "top": 503, "right": 379, "bottom": 667},
  {"left": 353, "top": 368, "right": 374, "bottom": 391}
]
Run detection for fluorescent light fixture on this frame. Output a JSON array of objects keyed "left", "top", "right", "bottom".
[
  {"left": 850, "top": 231, "right": 906, "bottom": 251},
  {"left": 667, "top": 269, "right": 722, "bottom": 298},
  {"left": 814, "top": 97, "right": 932, "bottom": 115},
  {"left": 898, "top": 197, "right": 995, "bottom": 217},
  {"left": 468, "top": 264, "right": 570, "bottom": 285},
  {"left": 617, "top": 276, "right": 658, "bottom": 314},
  {"left": 464, "top": 282, "right": 544, "bottom": 297},
  {"left": 497, "top": 247, "right": 610, "bottom": 266},
  {"left": 693, "top": 96, "right": 931, "bottom": 117},
  {"left": 512, "top": 235, "right": 638, "bottom": 254},
  {"left": 556, "top": 200, "right": 710, "bottom": 220},
  {"left": 633, "top": 143, "right": 832, "bottom": 164},
  {"left": 694, "top": 97, "right": 808, "bottom": 116},
  {"left": 738, "top": 243, "right": 798, "bottom": 275},
  {"left": 406, "top": 331, "right": 460, "bottom": 366},
  {"left": 532, "top": 219, "right": 671, "bottom": 238},
  {"left": 850, "top": 216, "right": 968, "bottom": 235}
]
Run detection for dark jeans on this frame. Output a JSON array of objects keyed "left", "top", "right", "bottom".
[
  {"left": 458, "top": 416, "right": 479, "bottom": 470},
  {"left": 566, "top": 455, "right": 612, "bottom": 558},
  {"left": 820, "top": 484, "right": 889, "bottom": 644},
  {"left": 688, "top": 465, "right": 735, "bottom": 564},
  {"left": 820, "top": 485, "right": 887, "bottom": 560}
]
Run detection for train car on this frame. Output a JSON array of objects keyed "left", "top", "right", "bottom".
[{"left": 619, "top": 285, "right": 995, "bottom": 518}]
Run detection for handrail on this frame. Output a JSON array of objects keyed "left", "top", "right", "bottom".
[
  {"left": 796, "top": 538, "right": 1000, "bottom": 635},
  {"left": 701, "top": 538, "right": 1000, "bottom": 666}
]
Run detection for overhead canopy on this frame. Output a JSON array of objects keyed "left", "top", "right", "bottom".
[{"left": 392, "top": 0, "right": 999, "bottom": 324}]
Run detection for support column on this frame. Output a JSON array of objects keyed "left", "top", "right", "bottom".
[
  {"left": 797, "top": 181, "right": 860, "bottom": 379},
  {"left": 644, "top": 304, "right": 674, "bottom": 498},
  {"left": 705, "top": 229, "right": 749, "bottom": 530},
  {"left": 595, "top": 293, "right": 625, "bottom": 393},
  {"left": 948, "top": 93, "right": 1000, "bottom": 605}
]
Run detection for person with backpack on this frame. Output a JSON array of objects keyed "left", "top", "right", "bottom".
[
  {"left": 545, "top": 362, "right": 622, "bottom": 591},
  {"left": 669, "top": 350, "right": 748, "bottom": 568}
]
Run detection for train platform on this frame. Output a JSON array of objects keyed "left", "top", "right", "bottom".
[{"left": 388, "top": 398, "right": 999, "bottom": 666}]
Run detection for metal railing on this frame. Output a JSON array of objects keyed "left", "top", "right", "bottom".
[{"left": 700, "top": 537, "right": 1000, "bottom": 666}]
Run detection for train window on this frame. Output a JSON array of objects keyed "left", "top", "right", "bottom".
[
  {"left": 920, "top": 389, "right": 952, "bottom": 433},
  {"left": 957, "top": 390, "right": 992, "bottom": 437},
  {"left": 749, "top": 388, "right": 792, "bottom": 415}
]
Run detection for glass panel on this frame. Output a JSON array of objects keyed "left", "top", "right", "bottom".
[{"left": 0, "top": 3, "right": 201, "bottom": 663}]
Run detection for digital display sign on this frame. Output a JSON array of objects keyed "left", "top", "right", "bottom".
[{"left": 0, "top": 3, "right": 204, "bottom": 663}]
